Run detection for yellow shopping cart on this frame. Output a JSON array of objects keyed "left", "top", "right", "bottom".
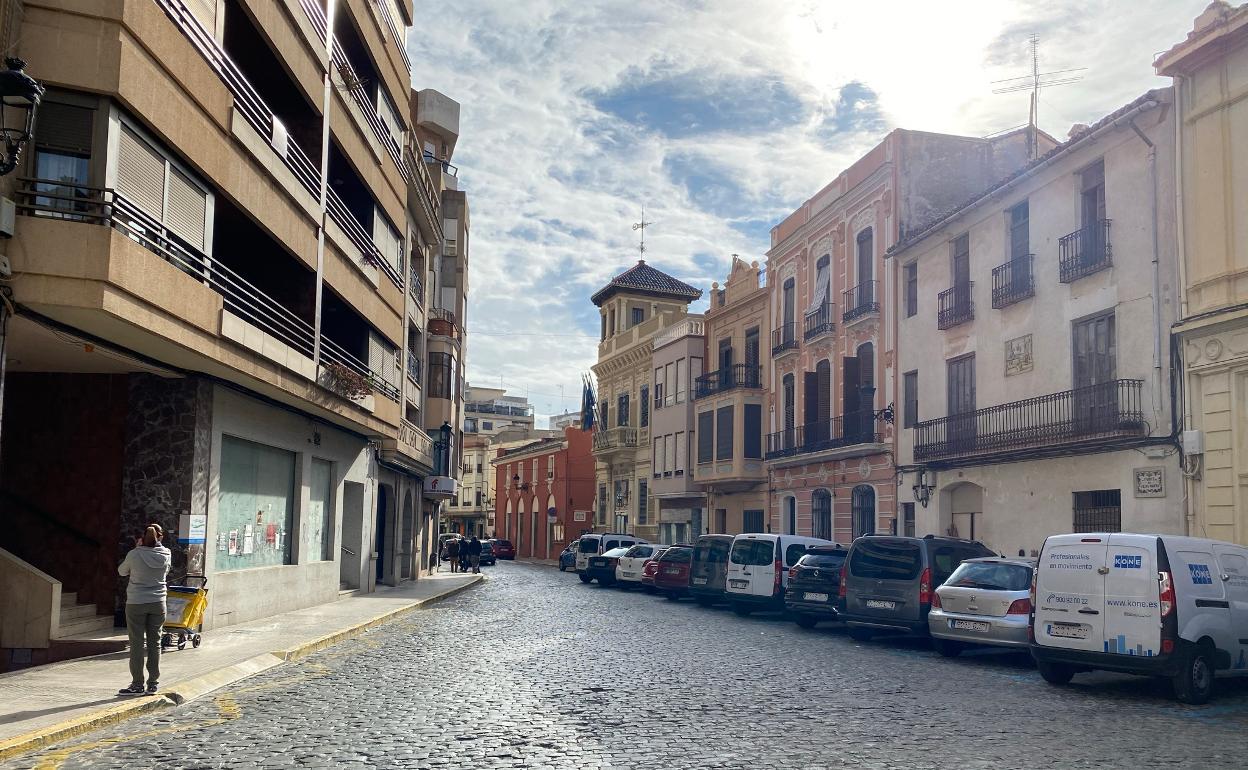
[{"left": 162, "top": 575, "right": 208, "bottom": 651}]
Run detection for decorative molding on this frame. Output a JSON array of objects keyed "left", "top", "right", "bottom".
[
  {"left": 850, "top": 202, "right": 876, "bottom": 234},
  {"left": 1134, "top": 466, "right": 1166, "bottom": 498},
  {"left": 812, "top": 236, "right": 833, "bottom": 259}
]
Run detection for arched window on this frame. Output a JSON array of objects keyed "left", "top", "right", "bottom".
[
  {"left": 852, "top": 485, "right": 876, "bottom": 539},
  {"left": 787, "top": 497, "right": 797, "bottom": 535},
  {"left": 812, "top": 490, "right": 832, "bottom": 540}
]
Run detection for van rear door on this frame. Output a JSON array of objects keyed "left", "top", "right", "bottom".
[
  {"left": 727, "top": 536, "right": 775, "bottom": 598},
  {"left": 1103, "top": 535, "right": 1162, "bottom": 657},
  {"left": 1034, "top": 536, "right": 1108, "bottom": 653},
  {"left": 1211, "top": 544, "right": 1248, "bottom": 670}
]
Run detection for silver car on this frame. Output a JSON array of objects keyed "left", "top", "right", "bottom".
[{"left": 927, "top": 557, "right": 1036, "bottom": 657}]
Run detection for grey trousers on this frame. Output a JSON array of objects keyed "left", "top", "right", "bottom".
[{"left": 126, "top": 601, "right": 165, "bottom": 686}]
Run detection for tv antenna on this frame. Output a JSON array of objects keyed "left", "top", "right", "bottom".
[
  {"left": 632, "top": 206, "right": 653, "bottom": 261},
  {"left": 991, "top": 35, "right": 1085, "bottom": 159}
]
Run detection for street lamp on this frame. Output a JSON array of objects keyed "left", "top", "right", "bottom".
[{"left": 0, "top": 58, "right": 44, "bottom": 177}]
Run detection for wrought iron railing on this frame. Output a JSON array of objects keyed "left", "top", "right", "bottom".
[
  {"left": 765, "top": 411, "right": 884, "bottom": 460},
  {"left": 406, "top": 354, "right": 422, "bottom": 384},
  {"left": 937, "top": 282, "right": 974, "bottom": 329},
  {"left": 992, "top": 255, "right": 1034, "bottom": 308},
  {"left": 592, "top": 426, "right": 638, "bottom": 452},
  {"left": 771, "top": 323, "right": 798, "bottom": 356},
  {"left": 842, "top": 280, "right": 879, "bottom": 322},
  {"left": 803, "top": 301, "right": 835, "bottom": 341},
  {"left": 408, "top": 264, "right": 423, "bottom": 304},
  {"left": 1059, "top": 219, "right": 1112, "bottom": 283},
  {"left": 913, "top": 379, "right": 1145, "bottom": 462},
  {"left": 694, "top": 364, "right": 761, "bottom": 399}
]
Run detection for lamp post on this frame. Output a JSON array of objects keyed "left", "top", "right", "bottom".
[{"left": 0, "top": 58, "right": 43, "bottom": 177}]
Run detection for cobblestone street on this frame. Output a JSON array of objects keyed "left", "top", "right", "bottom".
[{"left": 9, "top": 562, "right": 1248, "bottom": 769}]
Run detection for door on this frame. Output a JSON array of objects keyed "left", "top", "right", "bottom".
[
  {"left": 842, "top": 355, "right": 861, "bottom": 440},
  {"left": 1080, "top": 161, "right": 1106, "bottom": 263},
  {"left": 856, "top": 228, "right": 874, "bottom": 302},
  {"left": 728, "top": 536, "right": 776, "bottom": 598},
  {"left": 1072, "top": 313, "right": 1116, "bottom": 432},
  {"left": 1009, "top": 201, "right": 1030, "bottom": 293},
  {"left": 782, "top": 278, "right": 795, "bottom": 342},
  {"left": 946, "top": 354, "right": 976, "bottom": 450},
  {"left": 804, "top": 371, "right": 821, "bottom": 445},
  {"left": 1103, "top": 535, "right": 1162, "bottom": 657},
  {"left": 718, "top": 338, "right": 733, "bottom": 384},
  {"left": 1034, "top": 537, "right": 1109, "bottom": 653},
  {"left": 782, "top": 374, "right": 796, "bottom": 451},
  {"left": 374, "top": 485, "right": 389, "bottom": 583},
  {"left": 1212, "top": 545, "right": 1248, "bottom": 669}
]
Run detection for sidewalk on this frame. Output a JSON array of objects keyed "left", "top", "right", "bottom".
[{"left": 0, "top": 572, "right": 482, "bottom": 760}]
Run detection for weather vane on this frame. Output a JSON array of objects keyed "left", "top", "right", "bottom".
[{"left": 632, "top": 205, "right": 653, "bottom": 261}]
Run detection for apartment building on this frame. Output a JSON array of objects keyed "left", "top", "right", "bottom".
[
  {"left": 890, "top": 90, "right": 1183, "bottom": 555},
  {"left": 549, "top": 411, "right": 582, "bottom": 431},
  {"left": 0, "top": 0, "right": 465, "bottom": 667},
  {"left": 1156, "top": 2, "right": 1248, "bottom": 546},
  {"left": 765, "top": 128, "right": 1043, "bottom": 542},
  {"left": 493, "top": 427, "right": 596, "bottom": 558},
  {"left": 591, "top": 260, "right": 701, "bottom": 539},
  {"left": 464, "top": 384, "right": 535, "bottom": 436},
  {"left": 694, "top": 258, "right": 769, "bottom": 535},
  {"left": 650, "top": 315, "right": 704, "bottom": 543}
]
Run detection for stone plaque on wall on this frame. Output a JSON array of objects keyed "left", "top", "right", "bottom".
[
  {"left": 1004, "top": 335, "right": 1033, "bottom": 376},
  {"left": 1134, "top": 467, "right": 1166, "bottom": 498}
]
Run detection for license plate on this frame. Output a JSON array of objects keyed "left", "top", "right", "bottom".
[
  {"left": 865, "top": 599, "right": 896, "bottom": 610},
  {"left": 664, "top": 568, "right": 681, "bottom": 575},
  {"left": 729, "top": 579, "right": 749, "bottom": 589},
  {"left": 692, "top": 577, "right": 707, "bottom": 585},
  {"left": 951, "top": 620, "right": 991, "bottom": 633},
  {"left": 1047, "top": 623, "right": 1088, "bottom": 639},
  {"left": 621, "top": 572, "right": 635, "bottom": 578},
  {"left": 803, "top": 592, "right": 829, "bottom": 602}
]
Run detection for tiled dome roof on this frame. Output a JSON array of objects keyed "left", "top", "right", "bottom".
[{"left": 591, "top": 260, "right": 703, "bottom": 307}]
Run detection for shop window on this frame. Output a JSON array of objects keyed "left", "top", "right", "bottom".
[
  {"left": 306, "top": 458, "right": 334, "bottom": 562},
  {"left": 216, "top": 436, "right": 296, "bottom": 570}
]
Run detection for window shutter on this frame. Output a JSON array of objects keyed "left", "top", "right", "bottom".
[
  {"left": 183, "top": 0, "right": 217, "bottom": 35},
  {"left": 166, "top": 168, "right": 208, "bottom": 250},
  {"left": 35, "top": 102, "right": 94, "bottom": 154},
  {"left": 117, "top": 126, "right": 166, "bottom": 217},
  {"left": 374, "top": 213, "right": 402, "bottom": 274}
]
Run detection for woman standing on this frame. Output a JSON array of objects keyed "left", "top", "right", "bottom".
[{"left": 117, "top": 523, "right": 171, "bottom": 696}]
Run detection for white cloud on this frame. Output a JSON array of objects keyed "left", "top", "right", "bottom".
[{"left": 407, "top": 0, "right": 1206, "bottom": 424}]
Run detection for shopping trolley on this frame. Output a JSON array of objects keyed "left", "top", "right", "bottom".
[{"left": 162, "top": 575, "right": 208, "bottom": 651}]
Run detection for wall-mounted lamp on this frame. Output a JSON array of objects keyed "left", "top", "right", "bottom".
[
  {"left": 0, "top": 58, "right": 43, "bottom": 177},
  {"left": 912, "top": 468, "right": 935, "bottom": 508}
]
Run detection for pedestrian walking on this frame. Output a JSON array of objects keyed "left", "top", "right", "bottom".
[
  {"left": 117, "top": 523, "right": 171, "bottom": 696},
  {"left": 446, "top": 536, "right": 461, "bottom": 573},
  {"left": 467, "top": 536, "right": 483, "bottom": 574}
]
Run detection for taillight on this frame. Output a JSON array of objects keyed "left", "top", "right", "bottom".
[
  {"left": 931, "top": 591, "right": 942, "bottom": 609},
  {"left": 1159, "top": 570, "right": 1175, "bottom": 617},
  {"left": 919, "top": 567, "right": 932, "bottom": 606},
  {"left": 1029, "top": 568, "right": 1037, "bottom": 606},
  {"left": 838, "top": 564, "right": 848, "bottom": 598},
  {"left": 774, "top": 559, "right": 783, "bottom": 596},
  {"left": 788, "top": 566, "right": 799, "bottom": 580},
  {"left": 1007, "top": 598, "right": 1031, "bottom": 615}
]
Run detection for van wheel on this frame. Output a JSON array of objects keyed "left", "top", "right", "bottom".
[
  {"left": 1037, "top": 660, "right": 1075, "bottom": 686},
  {"left": 1172, "top": 647, "right": 1215, "bottom": 705},
  {"left": 849, "top": 627, "right": 874, "bottom": 642},
  {"left": 932, "top": 638, "right": 962, "bottom": 658},
  {"left": 794, "top": 614, "right": 818, "bottom": 629},
  {"left": 732, "top": 604, "right": 752, "bottom": 617},
  {"left": 578, "top": 574, "right": 592, "bottom": 584}
]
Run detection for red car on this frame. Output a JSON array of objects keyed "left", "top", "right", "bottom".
[
  {"left": 652, "top": 544, "right": 694, "bottom": 600},
  {"left": 492, "top": 539, "right": 516, "bottom": 560},
  {"left": 640, "top": 557, "right": 663, "bottom": 592}
]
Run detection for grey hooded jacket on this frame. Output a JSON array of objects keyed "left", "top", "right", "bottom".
[{"left": 118, "top": 545, "right": 171, "bottom": 604}]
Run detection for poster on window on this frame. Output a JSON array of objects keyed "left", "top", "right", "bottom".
[{"left": 215, "top": 436, "right": 296, "bottom": 570}]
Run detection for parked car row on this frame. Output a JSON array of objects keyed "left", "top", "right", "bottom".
[
  {"left": 560, "top": 530, "right": 1248, "bottom": 704},
  {"left": 435, "top": 535, "right": 510, "bottom": 566}
]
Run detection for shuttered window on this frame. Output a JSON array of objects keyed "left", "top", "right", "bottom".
[
  {"left": 35, "top": 101, "right": 94, "bottom": 154},
  {"left": 166, "top": 168, "right": 208, "bottom": 250},
  {"left": 674, "top": 431, "right": 686, "bottom": 473},
  {"left": 743, "top": 404, "right": 761, "bottom": 459},
  {"left": 715, "top": 406, "right": 733, "bottom": 461},
  {"left": 903, "top": 371, "right": 919, "bottom": 429},
  {"left": 697, "top": 411, "right": 713, "bottom": 464},
  {"left": 183, "top": 0, "right": 217, "bottom": 34},
  {"left": 367, "top": 331, "right": 401, "bottom": 393},
  {"left": 117, "top": 125, "right": 165, "bottom": 216},
  {"left": 115, "top": 122, "right": 211, "bottom": 253}
]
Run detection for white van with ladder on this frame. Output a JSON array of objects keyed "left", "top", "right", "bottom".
[
  {"left": 1031, "top": 532, "right": 1248, "bottom": 703},
  {"left": 575, "top": 532, "right": 646, "bottom": 580}
]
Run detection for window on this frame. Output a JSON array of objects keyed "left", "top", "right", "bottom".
[
  {"left": 653, "top": 436, "right": 664, "bottom": 476},
  {"left": 786, "top": 543, "right": 810, "bottom": 567},
  {"left": 812, "top": 489, "right": 832, "bottom": 541},
  {"left": 744, "top": 328, "right": 760, "bottom": 367},
  {"left": 597, "top": 484, "right": 607, "bottom": 525},
  {"left": 601, "top": 314, "right": 607, "bottom": 341},
  {"left": 857, "top": 228, "right": 874, "bottom": 284},
  {"left": 216, "top": 436, "right": 296, "bottom": 570},
  {"left": 1080, "top": 160, "right": 1106, "bottom": 230},
  {"left": 482, "top": 421, "right": 493, "bottom": 431},
  {"left": 903, "top": 371, "right": 918, "bottom": 429},
  {"left": 743, "top": 403, "right": 762, "bottom": 459},
  {"left": 810, "top": 254, "right": 831, "bottom": 313},
  {"left": 665, "top": 433, "right": 675, "bottom": 476},
  {"left": 476, "top": 463, "right": 483, "bottom": 474},
  {"left": 952, "top": 233, "right": 970, "bottom": 287},
  {"left": 674, "top": 432, "right": 686, "bottom": 474},
  {"left": 676, "top": 359, "right": 687, "bottom": 403},
  {"left": 901, "top": 502, "right": 916, "bottom": 538},
  {"left": 1009, "top": 200, "right": 1030, "bottom": 260},
  {"left": 116, "top": 121, "right": 212, "bottom": 254},
  {"left": 1072, "top": 312, "right": 1116, "bottom": 389},
  {"left": 904, "top": 262, "right": 918, "bottom": 317},
  {"left": 697, "top": 411, "right": 714, "bottom": 464},
  {"left": 617, "top": 394, "right": 629, "bottom": 427},
  {"left": 850, "top": 539, "right": 921, "bottom": 580},
  {"left": 608, "top": 309, "right": 616, "bottom": 336},
  {"left": 947, "top": 354, "right": 975, "bottom": 415},
  {"left": 1073, "top": 490, "right": 1122, "bottom": 532},
  {"left": 631, "top": 307, "right": 644, "bottom": 327},
  {"left": 654, "top": 367, "right": 664, "bottom": 408},
  {"left": 851, "top": 485, "right": 876, "bottom": 539},
  {"left": 638, "top": 480, "right": 648, "bottom": 525},
  {"left": 782, "top": 277, "right": 796, "bottom": 332},
  {"left": 306, "top": 459, "right": 334, "bottom": 562},
  {"left": 742, "top": 510, "right": 765, "bottom": 534},
  {"left": 601, "top": 401, "right": 609, "bottom": 429},
  {"left": 640, "top": 386, "right": 649, "bottom": 427},
  {"left": 782, "top": 374, "right": 795, "bottom": 430},
  {"left": 428, "top": 352, "right": 453, "bottom": 398},
  {"left": 715, "top": 406, "right": 734, "bottom": 461},
  {"left": 731, "top": 539, "right": 774, "bottom": 566},
  {"left": 34, "top": 98, "right": 95, "bottom": 219}
]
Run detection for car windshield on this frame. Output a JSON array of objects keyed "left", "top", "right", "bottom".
[
  {"left": 730, "top": 539, "right": 775, "bottom": 566},
  {"left": 626, "top": 545, "right": 654, "bottom": 558},
  {"left": 693, "top": 538, "right": 731, "bottom": 564},
  {"left": 849, "top": 539, "right": 921, "bottom": 580},
  {"left": 579, "top": 539, "right": 599, "bottom": 553},
  {"left": 946, "top": 562, "right": 1032, "bottom": 591},
  {"left": 660, "top": 547, "right": 693, "bottom": 564},
  {"left": 799, "top": 553, "right": 846, "bottom": 568}
]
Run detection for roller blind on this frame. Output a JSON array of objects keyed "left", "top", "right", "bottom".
[
  {"left": 35, "top": 102, "right": 93, "bottom": 154},
  {"left": 116, "top": 125, "right": 165, "bottom": 217},
  {"left": 183, "top": 0, "right": 217, "bottom": 35},
  {"left": 373, "top": 214, "right": 403, "bottom": 274},
  {"left": 166, "top": 168, "right": 208, "bottom": 251}
]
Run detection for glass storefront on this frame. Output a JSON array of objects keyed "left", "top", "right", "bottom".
[{"left": 216, "top": 436, "right": 296, "bottom": 570}]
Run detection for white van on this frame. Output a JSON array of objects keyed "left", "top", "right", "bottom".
[
  {"left": 725, "top": 533, "right": 832, "bottom": 615},
  {"left": 575, "top": 533, "right": 646, "bottom": 580},
  {"left": 1032, "top": 532, "right": 1248, "bottom": 703}
]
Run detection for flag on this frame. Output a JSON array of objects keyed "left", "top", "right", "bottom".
[{"left": 580, "top": 374, "right": 596, "bottom": 431}]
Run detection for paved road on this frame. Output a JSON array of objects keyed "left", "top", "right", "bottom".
[{"left": 9, "top": 562, "right": 1248, "bottom": 769}]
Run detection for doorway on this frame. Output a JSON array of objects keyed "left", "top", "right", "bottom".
[
  {"left": 375, "top": 483, "right": 395, "bottom": 585},
  {"left": 340, "top": 481, "right": 365, "bottom": 589},
  {"left": 852, "top": 485, "right": 876, "bottom": 539},
  {"left": 400, "top": 490, "right": 415, "bottom": 580}
]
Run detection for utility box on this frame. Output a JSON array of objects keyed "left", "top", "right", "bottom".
[{"left": 1181, "top": 430, "right": 1204, "bottom": 455}]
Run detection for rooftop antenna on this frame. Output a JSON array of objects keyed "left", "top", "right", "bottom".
[
  {"left": 632, "top": 205, "right": 653, "bottom": 263},
  {"left": 991, "top": 34, "right": 1084, "bottom": 159}
]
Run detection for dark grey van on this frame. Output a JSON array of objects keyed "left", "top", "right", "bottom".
[
  {"left": 840, "top": 535, "right": 995, "bottom": 640},
  {"left": 688, "top": 534, "right": 734, "bottom": 606}
]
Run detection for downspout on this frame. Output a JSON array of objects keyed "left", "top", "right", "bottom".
[{"left": 1124, "top": 115, "right": 1164, "bottom": 419}]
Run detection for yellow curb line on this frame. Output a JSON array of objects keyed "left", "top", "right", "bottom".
[{"left": 0, "top": 576, "right": 482, "bottom": 762}]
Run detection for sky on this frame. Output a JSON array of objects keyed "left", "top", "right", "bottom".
[{"left": 406, "top": 0, "right": 1207, "bottom": 427}]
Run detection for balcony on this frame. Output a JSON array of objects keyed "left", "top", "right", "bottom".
[
  {"left": 406, "top": 354, "right": 422, "bottom": 385},
  {"left": 992, "top": 255, "right": 1035, "bottom": 308},
  {"left": 592, "top": 426, "right": 639, "bottom": 454},
  {"left": 937, "top": 282, "right": 974, "bottom": 330},
  {"left": 912, "top": 379, "right": 1146, "bottom": 467},
  {"left": 1059, "top": 220, "right": 1112, "bottom": 283},
  {"left": 408, "top": 263, "right": 423, "bottom": 305},
  {"left": 380, "top": 418, "right": 435, "bottom": 471},
  {"left": 765, "top": 411, "right": 886, "bottom": 461},
  {"left": 771, "top": 323, "right": 798, "bottom": 356},
  {"left": 803, "top": 302, "right": 836, "bottom": 341},
  {"left": 842, "top": 280, "right": 879, "bottom": 323},
  {"left": 694, "top": 365, "right": 762, "bottom": 399},
  {"left": 429, "top": 308, "right": 461, "bottom": 342}
]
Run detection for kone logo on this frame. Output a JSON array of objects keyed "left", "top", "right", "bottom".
[
  {"left": 1113, "top": 554, "right": 1142, "bottom": 569},
  {"left": 1189, "top": 563, "right": 1214, "bottom": 585}
]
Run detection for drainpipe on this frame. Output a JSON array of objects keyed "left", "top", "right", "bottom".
[
  {"left": 311, "top": 0, "right": 338, "bottom": 369},
  {"left": 1124, "top": 113, "right": 1164, "bottom": 419}
]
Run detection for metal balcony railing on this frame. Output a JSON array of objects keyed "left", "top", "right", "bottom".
[
  {"left": 694, "top": 364, "right": 762, "bottom": 399},
  {"left": 765, "top": 411, "right": 884, "bottom": 460},
  {"left": 374, "top": 0, "right": 411, "bottom": 71},
  {"left": 913, "top": 379, "right": 1146, "bottom": 464},
  {"left": 842, "top": 280, "right": 879, "bottom": 323},
  {"left": 803, "top": 302, "right": 836, "bottom": 341},
  {"left": 592, "top": 426, "right": 639, "bottom": 452},
  {"left": 1059, "top": 219, "right": 1113, "bottom": 283},
  {"left": 423, "top": 151, "right": 459, "bottom": 178},
  {"left": 991, "top": 255, "right": 1035, "bottom": 308},
  {"left": 326, "top": 189, "right": 403, "bottom": 289},
  {"left": 408, "top": 264, "right": 423, "bottom": 304},
  {"left": 406, "top": 354, "right": 422, "bottom": 385},
  {"left": 771, "top": 323, "right": 798, "bottom": 356},
  {"left": 937, "top": 282, "right": 974, "bottom": 329},
  {"left": 466, "top": 403, "right": 534, "bottom": 417}
]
